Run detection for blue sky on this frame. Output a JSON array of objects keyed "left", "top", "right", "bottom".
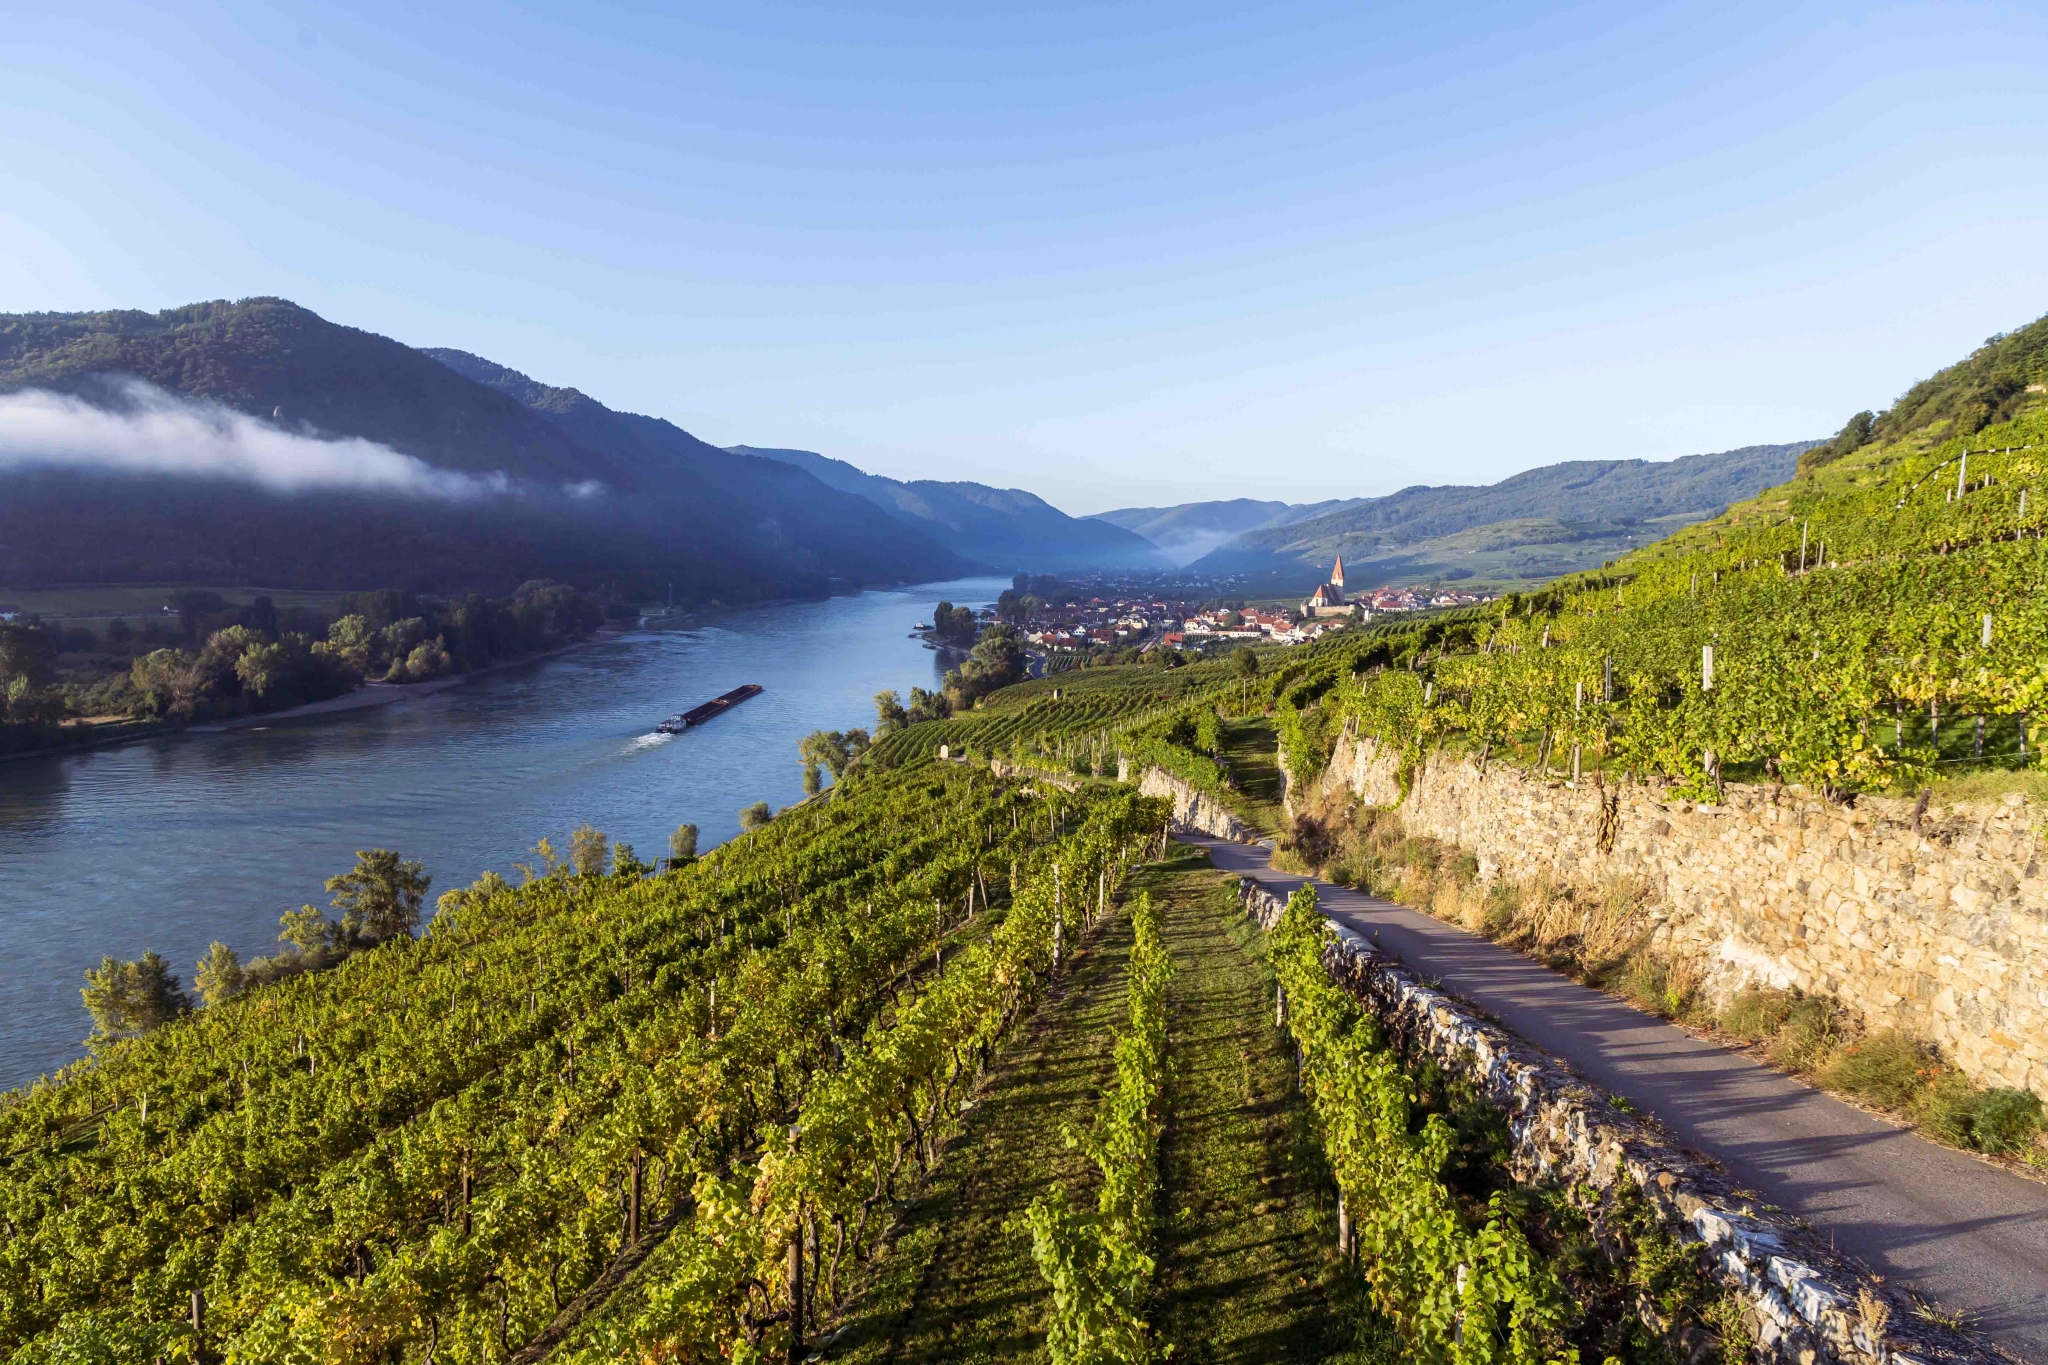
[{"left": 4, "top": 1, "right": 2047, "bottom": 512}]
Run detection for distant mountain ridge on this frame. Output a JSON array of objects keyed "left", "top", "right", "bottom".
[
  {"left": 1185, "top": 442, "right": 1818, "bottom": 592},
  {"left": 423, "top": 350, "right": 969, "bottom": 582},
  {"left": 727, "top": 445, "right": 1165, "bottom": 572},
  {"left": 1088, "top": 497, "right": 1364, "bottom": 565},
  {"left": 0, "top": 298, "right": 965, "bottom": 596}
]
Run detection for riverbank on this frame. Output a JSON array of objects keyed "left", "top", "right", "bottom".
[
  {"left": 1, "top": 576, "right": 996, "bottom": 1092},
  {"left": 0, "top": 629, "right": 628, "bottom": 757},
  {"left": 189, "top": 627, "right": 621, "bottom": 732}
]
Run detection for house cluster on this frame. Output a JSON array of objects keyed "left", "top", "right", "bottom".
[
  {"left": 1021, "top": 594, "right": 1195, "bottom": 650},
  {"left": 1170, "top": 607, "right": 1339, "bottom": 648},
  {"left": 1299, "top": 560, "right": 1492, "bottom": 616},
  {"left": 1002, "top": 563, "right": 1493, "bottom": 657},
  {"left": 1361, "top": 586, "right": 1490, "bottom": 611}
]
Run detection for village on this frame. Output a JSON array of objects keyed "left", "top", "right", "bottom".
[{"left": 1000, "top": 558, "right": 1493, "bottom": 656}]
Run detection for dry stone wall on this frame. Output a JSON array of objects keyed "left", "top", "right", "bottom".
[
  {"left": 1132, "top": 765, "right": 1257, "bottom": 842},
  {"left": 1238, "top": 876, "right": 1987, "bottom": 1365},
  {"left": 1322, "top": 733, "right": 2048, "bottom": 1097},
  {"left": 988, "top": 757, "right": 1081, "bottom": 791}
]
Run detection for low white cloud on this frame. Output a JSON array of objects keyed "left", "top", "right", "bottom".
[{"left": 0, "top": 378, "right": 519, "bottom": 500}]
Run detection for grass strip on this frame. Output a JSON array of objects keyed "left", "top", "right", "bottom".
[
  {"left": 1148, "top": 851, "right": 1366, "bottom": 1364},
  {"left": 826, "top": 907, "right": 1135, "bottom": 1364},
  {"left": 1216, "top": 718, "right": 1286, "bottom": 836}
]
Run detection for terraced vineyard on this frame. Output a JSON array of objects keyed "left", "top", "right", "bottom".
[
  {"left": 0, "top": 767, "right": 1160, "bottom": 1363},
  {"left": 16, "top": 317, "right": 2043, "bottom": 1365},
  {"left": 1306, "top": 327, "right": 2048, "bottom": 799},
  {"left": 865, "top": 659, "right": 1245, "bottom": 773},
  {"left": 0, "top": 747, "right": 1714, "bottom": 1364}
]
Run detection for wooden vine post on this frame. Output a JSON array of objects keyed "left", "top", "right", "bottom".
[
  {"left": 1051, "top": 862, "right": 1064, "bottom": 975},
  {"left": 628, "top": 1149, "right": 643, "bottom": 1246},
  {"left": 788, "top": 1124, "right": 805, "bottom": 1364}
]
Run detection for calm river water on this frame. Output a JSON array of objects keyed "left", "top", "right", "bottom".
[{"left": 0, "top": 576, "right": 1005, "bottom": 1091}]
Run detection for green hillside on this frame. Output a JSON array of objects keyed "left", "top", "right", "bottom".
[
  {"left": 0, "top": 765, "right": 1160, "bottom": 1362},
  {"left": 1248, "top": 314, "right": 2048, "bottom": 800},
  {"left": 1190, "top": 442, "right": 1814, "bottom": 594}
]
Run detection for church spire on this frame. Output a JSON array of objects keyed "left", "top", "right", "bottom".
[{"left": 1330, "top": 555, "right": 1345, "bottom": 588}]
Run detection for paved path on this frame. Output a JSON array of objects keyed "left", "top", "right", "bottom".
[{"left": 1190, "top": 836, "right": 2048, "bottom": 1360}]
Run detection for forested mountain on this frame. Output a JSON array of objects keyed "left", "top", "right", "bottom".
[
  {"left": 729, "top": 444, "right": 1166, "bottom": 571},
  {"left": 1188, "top": 441, "right": 1816, "bottom": 592},
  {"left": 1088, "top": 496, "right": 1363, "bottom": 564},
  {"left": 423, "top": 349, "right": 967, "bottom": 582},
  {"left": 0, "top": 300, "right": 964, "bottom": 597}
]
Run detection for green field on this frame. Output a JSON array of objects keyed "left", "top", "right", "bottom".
[{"left": 0, "top": 583, "right": 350, "bottom": 620}]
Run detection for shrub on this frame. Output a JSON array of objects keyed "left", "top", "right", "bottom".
[
  {"left": 1617, "top": 956, "right": 1672, "bottom": 1016},
  {"left": 1479, "top": 884, "right": 1521, "bottom": 939},
  {"left": 1717, "top": 986, "right": 1795, "bottom": 1043},
  {"left": 1925, "top": 1081, "right": 2046, "bottom": 1155},
  {"left": 1821, "top": 1032, "right": 1928, "bottom": 1110},
  {"left": 1969, "top": 1088, "right": 2045, "bottom": 1155},
  {"left": 1919, "top": 1072, "right": 1982, "bottom": 1148},
  {"left": 1766, "top": 996, "right": 1843, "bottom": 1072}
]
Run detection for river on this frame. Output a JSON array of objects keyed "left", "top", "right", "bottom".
[{"left": 0, "top": 576, "right": 1006, "bottom": 1091}]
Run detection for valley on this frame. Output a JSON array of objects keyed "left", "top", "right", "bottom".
[{"left": 3, "top": 307, "right": 2046, "bottom": 1365}]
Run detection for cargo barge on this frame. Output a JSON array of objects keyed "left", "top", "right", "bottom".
[{"left": 656, "top": 683, "right": 763, "bottom": 733}]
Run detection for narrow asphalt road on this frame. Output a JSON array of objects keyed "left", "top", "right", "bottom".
[{"left": 1189, "top": 835, "right": 2048, "bottom": 1360}]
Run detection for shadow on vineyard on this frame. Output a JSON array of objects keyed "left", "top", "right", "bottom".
[
  {"left": 1149, "top": 856, "right": 1360, "bottom": 1364},
  {"left": 824, "top": 877, "right": 1138, "bottom": 1364},
  {"left": 825, "top": 848, "right": 1360, "bottom": 1365}
]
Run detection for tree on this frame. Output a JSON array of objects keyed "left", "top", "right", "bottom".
[
  {"left": 129, "top": 648, "right": 203, "bottom": 719},
  {"left": 874, "top": 690, "right": 909, "bottom": 735},
  {"left": 669, "top": 823, "right": 700, "bottom": 864},
  {"left": 194, "top": 942, "right": 245, "bottom": 1007},
  {"left": 943, "top": 625, "right": 1027, "bottom": 708},
  {"left": 170, "top": 589, "right": 229, "bottom": 642},
  {"left": 81, "top": 950, "right": 191, "bottom": 1043},
  {"left": 568, "top": 824, "right": 611, "bottom": 878},
  {"left": 325, "top": 849, "right": 431, "bottom": 945},
  {"left": 517, "top": 836, "right": 563, "bottom": 884},
  {"left": 798, "top": 729, "right": 868, "bottom": 790},
  {"left": 1798, "top": 409, "right": 1879, "bottom": 476},
  {"left": 279, "top": 904, "right": 336, "bottom": 955},
  {"left": 843, "top": 727, "right": 871, "bottom": 765},
  {"left": 1224, "top": 643, "right": 1261, "bottom": 710},
  {"left": 933, "top": 601, "right": 979, "bottom": 647},
  {"left": 322, "top": 615, "right": 378, "bottom": 673},
  {"left": 0, "top": 622, "right": 56, "bottom": 691},
  {"left": 907, "top": 686, "right": 952, "bottom": 724},
  {"left": 396, "top": 640, "right": 453, "bottom": 682},
  {"left": 738, "top": 801, "right": 774, "bottom": 832}
]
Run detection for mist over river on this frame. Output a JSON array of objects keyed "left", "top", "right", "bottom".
[{"left": 0, "top": 576, "right": 1005, "bottom": 1091}]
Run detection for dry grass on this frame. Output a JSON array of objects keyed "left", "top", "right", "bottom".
[{"left": 1282, "top": 797, "right": 2048, "bottom": 1165}]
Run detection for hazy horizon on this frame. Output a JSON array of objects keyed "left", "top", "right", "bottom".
[{"left": 5, "top": 1, "right": 2046, "bottom": 510}]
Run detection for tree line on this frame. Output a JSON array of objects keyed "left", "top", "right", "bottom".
[{"left": 0, "top": 579, "right": 605, "bottom": 747}]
